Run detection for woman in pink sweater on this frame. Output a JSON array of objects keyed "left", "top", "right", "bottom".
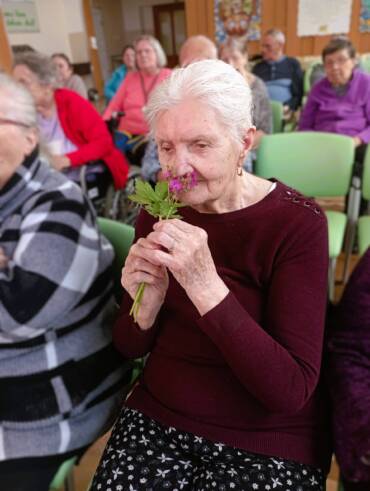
[{"left": 104, "top": 35, "right": 171, "bottom": 165}]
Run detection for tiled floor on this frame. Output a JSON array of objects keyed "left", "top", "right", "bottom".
[{"left": 70, "top": 250, "right": 357, "bottom": 491}]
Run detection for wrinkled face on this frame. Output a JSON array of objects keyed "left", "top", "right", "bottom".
[
  {"left": 220, "top": 47, "right": 248, "bottom": 73},
  {"left": 261, "top": 35, "right": 282, "bottom": 61},
  {"left": 324, "top": 49, "right": 355, "bottom": 86},
  {"left": 136, "top": 40, "right": 158, "bottom": 71},
  {"left": 52, "top": 56, "right": 72, "bottom": 82},
  {"left": 155, "top": 99, "right": 250, "bottom": 213},
  {"left": 0, "top": 92, "right": 37, "bottom": 188},
  {"left": 123, "top": 47, "right": 136, "bottom": 69},
  {"left": 13, "top": 64, "right": 54, "bottom": 115}
]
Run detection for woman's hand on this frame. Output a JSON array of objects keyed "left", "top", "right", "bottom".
[
  {"left": 0, "top": 247, "right": 9, "bottom": 269},
  {"left": 122, "top": 238, "right": 169, "bottom": 329},
  {"left": 50, "top": 155, "right": 71, "bottom": 171},
  {"left": 143, "top": 219, "right": 229, "bottom": 316}
]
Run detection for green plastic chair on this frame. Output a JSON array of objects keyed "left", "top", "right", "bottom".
[
  {"left": 49, "top": 456, "right": 77, "bottom": 490},
  {"left": 255, "top": 132, "right": 355, "bottom": 300},
  {"left": 97, "top": 217, "right": 144, "bottom": 380},
  {"left": 270, "top": 100, "right": 284, "bottom": 133},
  {"left": 97, "top": 217, "right": 135, "bottom": 303},
  {"left": 357, "top": 145, "right": 370, "bottom": 256},
  {"left": 303, "top": 61, "right": 322, "bottom": 95}
]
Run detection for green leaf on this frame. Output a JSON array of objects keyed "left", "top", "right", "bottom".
[
  {"left": 155, "top": 181, "right": 169, "bottom": 200},
  {"left": 127, "top": 194, "right": 153, "bottom": 205}
]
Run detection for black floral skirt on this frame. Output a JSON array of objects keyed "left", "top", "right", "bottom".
[{"left": 91, "top": 407, "right": 325, "bottom": 490}]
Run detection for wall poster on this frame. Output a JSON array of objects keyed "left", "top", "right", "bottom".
[
  {"left": 2, "top": 0, "right": 39, "bottom": 33},
  {"left": 214, "top": 0, "right": 261, "bottom": 46},
  {"left": 360, "top": 0, "right": 370, "bottom": 32},
  {"left": 297, "top": 0, "right": 352, "bottom": 37}
]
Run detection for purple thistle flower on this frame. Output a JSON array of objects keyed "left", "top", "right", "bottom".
[{"left": 169, "top": 178, "right": 183, "bottom": 194}]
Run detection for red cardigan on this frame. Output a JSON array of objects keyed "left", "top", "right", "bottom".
[{"left": 55, "top": 89, "right": 129, "bottom": 189}]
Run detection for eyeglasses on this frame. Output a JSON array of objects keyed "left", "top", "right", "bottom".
[
  {"left": 0, "top": 118, "right": 30, "bottom": 128},
  {"left": 324, "top": 57, "right": 352, "bottom": 68}
]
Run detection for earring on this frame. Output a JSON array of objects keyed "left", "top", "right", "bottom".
[{"left": 237, "top": 166, "right": 243, "bottom": 176}]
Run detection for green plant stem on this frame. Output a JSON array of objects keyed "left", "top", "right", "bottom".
[
  {"left": 129, "top": 282, "right": 146, "bottom": 322},
  {"left": 129, "top": 202, "right": 178, "bottom": 322}
]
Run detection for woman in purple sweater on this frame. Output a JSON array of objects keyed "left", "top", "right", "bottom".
[
  {"left": 299, "top": 38, "right": 370, "bottom": 175},
  {"left": 92, "top": 60, "right": 331, "bottom": 490}
]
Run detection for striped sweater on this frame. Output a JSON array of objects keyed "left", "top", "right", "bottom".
[{"left": 0, "top": 148, "right": 130, "bottom": 461}]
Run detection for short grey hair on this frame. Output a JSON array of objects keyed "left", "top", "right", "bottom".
[
  {"left": 145, "top": 59, "right": 253, "bottom": 145},
  {"left": 134, "top": 34, "right": 167, "bottom": 68},
  {"left": 265, "top": 28, "right": 286, "bottom": 45},
  {"left": 0, "top": 72, "right": 37, "bottom": 128},
  {"left": 13, "top": 51, "right": 59, "bottom": 87}
]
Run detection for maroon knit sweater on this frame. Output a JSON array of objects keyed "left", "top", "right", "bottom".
[{"left": 113, "top": 181, "right": 332, "bottom": 473}]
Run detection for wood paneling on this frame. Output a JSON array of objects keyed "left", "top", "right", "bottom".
[
  {"left": 185, "top": 0, "right": 370, "bottom": 56},
  {"left": 185, "top": 0, "right": 214, "bottom": 39},
  {"left": 0, "top": 9, "right": 13, "bottom": 73}
]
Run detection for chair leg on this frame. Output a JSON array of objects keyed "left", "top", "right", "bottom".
[
  {"left": 342, "top": 176, "right": 362, "bottom": 283},
  {"left": 328, "top": 257, "right": 337, "bottom": 302},
  {"left": 65, "top": 470, "right": 75, "bottom": 491}
]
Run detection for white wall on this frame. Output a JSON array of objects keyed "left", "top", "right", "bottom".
[{"left": 7, "top": 0, "right": 88, "bottom": 62}]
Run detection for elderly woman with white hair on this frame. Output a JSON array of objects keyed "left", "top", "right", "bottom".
[
  {"left": 0, "top": 73, "right": 129, "bottom": 491},
  {"left": 103, "top": 34, "right": 171, "bottom": 165},
  {"left": 92, "top": 60, "right": 330, "bottom": 490}
]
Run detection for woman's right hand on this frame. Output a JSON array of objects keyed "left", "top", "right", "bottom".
[{"left": 121, "top": 237, "right": 169, "bottom": 330}]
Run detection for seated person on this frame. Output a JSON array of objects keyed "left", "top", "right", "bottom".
[
  {"left": 103, "top": 35, "right": 171, "bottom": 166},
  {"left": 141, "top": 35, "right": 217, "bottom": 183},
  {"left": 52, "top": 52, "right": 88, "bottom": 99},
  {"left": 104, "top": 45, "right": 135, "bottom": 103},
  {"left": 0, "top": 73, "right": 130, "bottom": 491},
  {"left": 13, "top": 51, "right": 129, "bottom": 202},
  {"left": 327, "top": 249, "right": 370, "bottom": 491},
  {"left": 299, "top": 38, "right": 370, "bottom": 177},
  {"left": 92, "top": 60, "right": 330, "bottom": 491},
  {"left": 220, "top": 38, "right": 272, "bottom": 172},
  {"left": 253, "top": 28, "right": 303, "bottom": 111}
]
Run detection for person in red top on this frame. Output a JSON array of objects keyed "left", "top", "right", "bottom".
[
  {"left": 92, "top": 60, "right": 331, "bottom": 490},
  {"left": 12, "top": 51, "right": 129, "bottom": 193},
  {"left": 103, "top": 34, "right": 171, "bottom": 166}
]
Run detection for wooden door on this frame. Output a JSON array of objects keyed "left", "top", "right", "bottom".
[
  {"left": 153, "top": 3, "right": 186, "bottom": 67},
  {"left": 0, "top": 8, "right": 13, "bottom": 73}
]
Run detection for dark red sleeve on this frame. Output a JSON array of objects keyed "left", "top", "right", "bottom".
[{"left": 197, "top": 213, "right": 329, "bottom": 413}]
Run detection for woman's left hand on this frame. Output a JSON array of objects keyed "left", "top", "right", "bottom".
[
  {"left": 143, "top": 219, "right": 229, "bottom": 315},
  {"left": 51, "top": 155, "right": 71, "bottom": 171}
]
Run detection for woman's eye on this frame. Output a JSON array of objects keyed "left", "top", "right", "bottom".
[
  {"left": 195, "top": 142, "right": 208, "bottom": 150},
  {"left": 161, "top": 146, "right": 172, "bottom": 153}
]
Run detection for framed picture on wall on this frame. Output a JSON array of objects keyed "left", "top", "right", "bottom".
[
  {"left": 3, "top": 0, "right": 39, "bottom": 33},
  {"left": 214, "top": 0, "right": 261, "bottom": 46}
]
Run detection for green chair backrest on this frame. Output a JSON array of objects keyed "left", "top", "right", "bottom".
[
  {"left": 361, "top": 144, "right": 370, "bottom": 200},
  {"left": 97, "top": 217, "right": 135, "bottom": 302},
  {"left": 255, "top": 132, "right": 354, "bottom": 197},
  {"left": 303, "top": 61, "right": 321, "bottom": 95},
  {"left": 270, "top": 100, "right": 283, "bottom": 133},
  {"left": 49, "top": 456, "right": 77, "bottom": 490},
  {"left": 360, "top": 54, "right": 370, "bottom": 74}
]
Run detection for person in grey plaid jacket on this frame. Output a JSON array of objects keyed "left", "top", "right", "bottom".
[{"left": 0, "top": 73, "right": 130, "bottom": 491}]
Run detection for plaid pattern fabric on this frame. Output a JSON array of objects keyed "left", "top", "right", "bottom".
[{"left": 0, "top": 149, "right": 129, "bottom": 460}]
